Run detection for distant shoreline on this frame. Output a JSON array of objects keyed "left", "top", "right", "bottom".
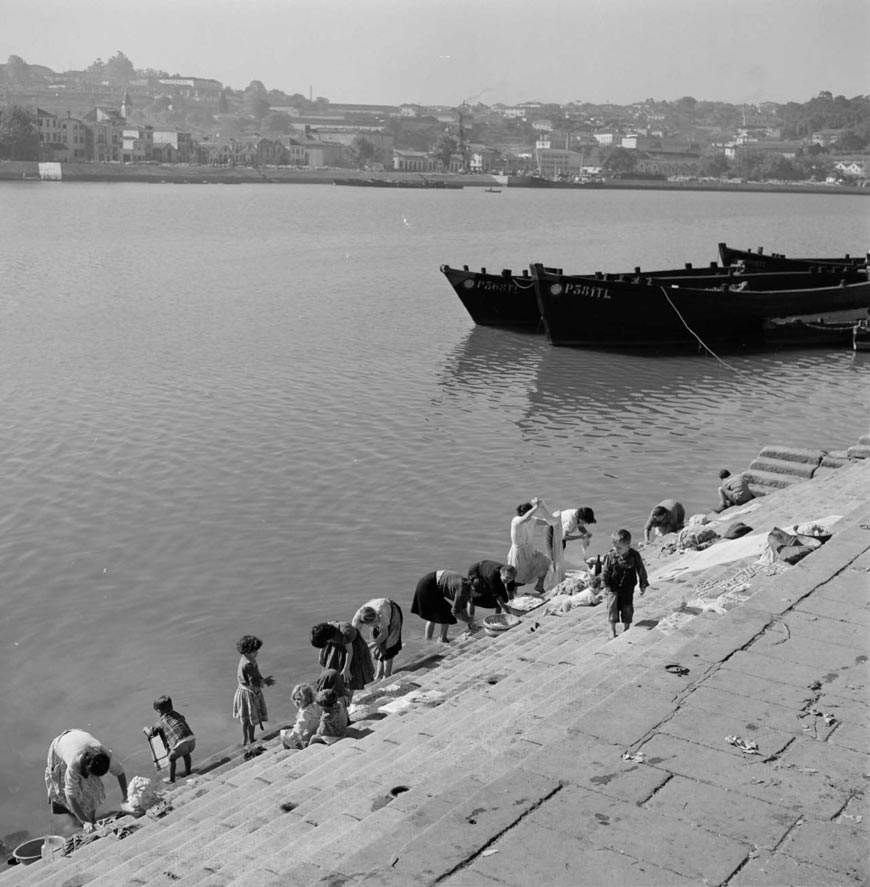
[{"left": 1, "top": 160, "right": 867, "bottom": 196}]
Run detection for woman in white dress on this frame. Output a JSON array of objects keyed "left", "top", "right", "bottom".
[{"left": 506, "top": 497, "right": 559, "bottom": 593}]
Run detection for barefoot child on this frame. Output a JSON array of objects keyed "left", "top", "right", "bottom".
[
  {"left": 145, "top": 695, "right": 196, "bottom": 783},
  {"left": 307, "top": 688, "right": 349, "bottom": 746},
  {"left": 281, "top": 683, "right": 321, "bottom": 750},
  {"left": 602, "top": 529, "right": 650, "bottom": 639},
  {"left": 232, "top": 635, "right": 275, "bottom": 747}
]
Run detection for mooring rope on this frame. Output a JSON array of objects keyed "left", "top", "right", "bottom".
[{"left": 660, "top": 286, "right": 753, "bottom": 377}]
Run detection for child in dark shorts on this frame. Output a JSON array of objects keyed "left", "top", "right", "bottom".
[
  {"left": 601, "top": 529, "right": 650, "bottom": 638},
  {"left": 146, "top": 695, "right": 196, "bottom": 783}
]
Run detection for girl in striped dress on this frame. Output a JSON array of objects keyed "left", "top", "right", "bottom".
[{"left": 232, "top": 635, "right": 274, "bottom": 747}]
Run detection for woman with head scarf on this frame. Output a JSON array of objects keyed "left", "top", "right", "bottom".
[{"left": 310, "top": 622, "right": 375, "bottom": 702}]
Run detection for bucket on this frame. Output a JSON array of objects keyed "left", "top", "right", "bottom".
[{"left": 11, "top": 835, "right": 64, "bottom": 865}]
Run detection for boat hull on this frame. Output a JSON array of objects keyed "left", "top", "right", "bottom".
[
  {"left": 442, "top": 263, "right": 868, "bottom": 331},
  {"left": 533, "top": 264, "right": 870, "bottom": 350},
  {"left": 719, "top": 242, "right": 867, "bottom": 270},
  {"left": 440, "top": 265, "right": 544, "bottom": 329}
]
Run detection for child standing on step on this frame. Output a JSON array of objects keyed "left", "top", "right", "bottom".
[
  {"left": 146, "top": 695, "right": 196, "bottom": 783},
  {"left": 232, "top": 635, "right": 275, "bottom": 747},
  {"left": 601, "top": 529, "right": 650, "bottom": 639}
]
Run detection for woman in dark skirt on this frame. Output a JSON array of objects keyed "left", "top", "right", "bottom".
[
  {"left": 410, "top": 570, "right": 478, "bottom": 643},
  {"left": 467, "top": 560, "right": 523, "bottom": 615},
  {"left": 310, "top": 621, "right": 375, "bottom": 702}
]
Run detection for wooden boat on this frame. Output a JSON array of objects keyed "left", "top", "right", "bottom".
[
  {"left": 441, "top": 262, "right": 868, "bottom": 330},
  {"left": 532, "top": 263, "right": 870, "bottom": 350},
  {"left": 719, "top": 242, "right": 868, "bottom": 271},
  {"left": 333, "top": 177, "right": 462, "bottom": 189},
  {"left": 484, "top": 188, "right": 502, "bottom": 193},
  {"left": 762, "top": 314, "right": 870, "bottom": 347}
]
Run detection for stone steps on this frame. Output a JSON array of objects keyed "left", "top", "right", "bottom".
[{"left": 10, "top": 455, "right": 869, "bottom": 887}]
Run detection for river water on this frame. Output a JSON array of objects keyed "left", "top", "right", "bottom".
[{"left": 1, "top": 182, "right": 868, "bottom": 847}]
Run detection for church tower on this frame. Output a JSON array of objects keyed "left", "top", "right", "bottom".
[{"left": 120, "top": 90, "right": 132, "bottom": 120}]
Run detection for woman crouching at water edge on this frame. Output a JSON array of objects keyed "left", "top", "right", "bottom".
[
  {"left": 310, "top": 621, "right": 375, "bottom": 703},
  {"left": 45, "top": 729, "right": 128, "bottom": 830},
  {"left": 410, "top": 570, "right": 479, "bottom": 643},
  {"left": 507, "top": 498, "right": 559, "bottom": 593}
]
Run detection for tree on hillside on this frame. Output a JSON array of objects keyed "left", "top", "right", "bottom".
[
  {"left": 0, "top": 104, "right": 39, "bottom": 160},
  {"left": 105, "top": 51, "right": 135, "bottom": 82},
  {"left": 260, "top": 111, "right": 291, "bottom": 134},
  {"left": 434, "top": 132, "right": 458, "bottom": 170},
  {"left": 699, "top": 152, "right": 730, "bottom": 177},
  {"left": 4, "top": 55, "right": 29, "bottom": 85},
  {"left": 243, "top": 81, "right": 270, "bottom": 120},
  {"left": 733, "top": 149, "right": 765, "bottom": 180},
  {"left": 136, "top": 67, "right": 170, "bottom": 80},
  {"left": 347, "top": 135, "right": 379, "bottom": 169},
  {"left": 794, "top": 155, "right": 833, "bottom": 181},
  {"left": 601, "top": 146, "right": 638, "bottom": 174},
  {"left": 836, "top": 130, "right": 868, "bottom": 151},
  {"left": 759, "top": 154, "right": 798, "bottom": 181}
]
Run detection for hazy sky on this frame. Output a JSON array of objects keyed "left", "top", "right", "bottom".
[{"left": 4, "top": 0, "right": 868, "bottom": 106}]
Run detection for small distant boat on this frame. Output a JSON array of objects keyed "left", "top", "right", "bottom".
[
  {"left": 719, "top": 242, "right": 868, "bottom": 271},
  {"left": 484, "top": 187, "right": 501, "bottom": 193},
  {"left": 333, "top": 177, "right": 462, "bottom": 189}
]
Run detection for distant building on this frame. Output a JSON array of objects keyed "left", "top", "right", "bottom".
[
  {"left": 152, "top": 130, "right": 194, "bottom": 162},
  {"left": 636, "top": 150, "right": 702, "bottom": 177},
  {"left": 593, "top": 131, "right": 619, "bottom": 146},
  {"left": 157, "top": 78, "right": 223, "bottom": 102},
  {"left": 833, "top": 158, "right": 868, "bottom": 178},
  {"left": 811, "top": 129, "right": 842, "bottom": 147},
  {"left": 122, "top": 126, "right": 154, "bottom": 161},
  {"left": 393, "top": 149, "right": 435, "bottom": 172},
  {"left": 82, "top": 106, "right": 125, "bottom": 161},
  {"left": 35, "top": 109, "right": 88, "bottom": 161}
]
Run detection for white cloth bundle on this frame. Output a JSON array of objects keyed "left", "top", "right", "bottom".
[{"left": 125, "top": 776, "right": 162, "bottom": 812}]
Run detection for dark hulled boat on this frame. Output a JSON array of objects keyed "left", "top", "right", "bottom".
[
  {"left": 441, "top": 262, "right": 868, "bottom": 331},
  {"left": 440, "top": 265, "right": 550, "bottom": 329},
  {"left": 762, "top": 314, "right": 870, "bottom": 347},
  {"left": 719, "top": 242, "right": 868, "bottom": 271},
  {"left": 334, "top": 177, "right": 463, "bottom": 189},
  {"left": 532, "top": 263, "right": 870, "bottom": 350}
]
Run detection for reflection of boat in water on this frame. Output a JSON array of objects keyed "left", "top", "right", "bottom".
[
  {"left": 533, "top": 263, "right": 870, "bottom": 351},
  {"left": 436, "top": 326, "right": 547, "bottom": 398}
]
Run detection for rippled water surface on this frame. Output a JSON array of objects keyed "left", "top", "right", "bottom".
[{"left": 1, "top": 183, "right": 868, "bottom": 843}]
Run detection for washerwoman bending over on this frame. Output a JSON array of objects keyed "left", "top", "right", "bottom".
[
  {"left": 310, "top": 621, "right": 375, "bottom": 703},
  {"left": 410, "top": 570, "right": 479, "bottom": 643}
]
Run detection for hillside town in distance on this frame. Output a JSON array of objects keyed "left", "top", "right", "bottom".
[{"left": 1, "top": 51, "right": 869, "bottom": 185}]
